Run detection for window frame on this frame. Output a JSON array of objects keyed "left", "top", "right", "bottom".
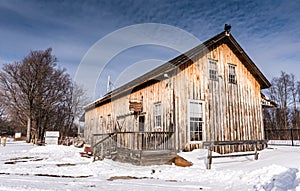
[
  {"left": 209, "top": 60, "right": 218, "bottom": 81},
  {"left": 154, "top": 102, "right": 162, "bottom": 129},
  {"left": 107, "top": 114, "right": 112, "bottom": 132},
  {"left": 188, "top": 99, "right": 205, "bottom": 143},
  {"left": 99, "top": 116, "right": 103, "bottom": 133},
  {"left": 228, "top": 64, "right": 237, "bottom": 84}
]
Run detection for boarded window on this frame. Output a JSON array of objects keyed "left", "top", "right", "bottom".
[
  {"left": 129, "top": 100, "right": 142, "bottom": 112},
  {"left": 228, "top": 64, "right": 236, "bottom": 84},
  {"left": 209, "top": 60, "right": 217, "bottom": 80},
  {"left": 154, "top": 103, "right": 162, "bottom": 129},
  {"left": 188, "top": 100, "right": 204, "bottom": 142}
]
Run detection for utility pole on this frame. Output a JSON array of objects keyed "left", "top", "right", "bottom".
[{"left": 107, "top": 75, "right": 111, "bottom": 93}]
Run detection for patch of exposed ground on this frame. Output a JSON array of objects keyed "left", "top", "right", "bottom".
[
  {"left": 56, "top": 163, "right": 76, "bottom": 167},
  {"left": 0, "top": 172, "right": 91, "bottom": 178},
  {"left": 107, "top": 176, "right": 151, "bottom": 181},
  {"left": 4, "top": 157, "right": 45, "bottom": 164}
]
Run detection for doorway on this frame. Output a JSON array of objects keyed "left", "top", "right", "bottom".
[{"left": 139, "top": 116, "right": 145, "bottom": 132}]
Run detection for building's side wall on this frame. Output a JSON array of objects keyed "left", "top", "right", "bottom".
[
  {"left": 84, "top": 102, "right": 113, "bottom": 145},
  {"left": 84, "top": 78, "right": 176, "bottom": 145}
]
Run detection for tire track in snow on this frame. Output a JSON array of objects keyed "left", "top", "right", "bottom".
[{"left": 0, "top": 174, "right": 208, "bottom": 191}]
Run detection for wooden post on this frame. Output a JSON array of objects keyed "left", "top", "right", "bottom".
[
  {"left": 93, "top": 147, "right": 97, "bottom": 162},
  {"left": 254, "top": 144, "right": 258, "bottom": 160},
  {"left": 291, "top": 128, "right": 294, "bottom": 146},
  {"left": 142, "top": 133, "right": 145, "bottom": 150},
  {"left": 206, "top": 146, "right": 212, "bottom": 169},
  {"left": 100, "top": 144, "right": 104, "bottom": 158}
]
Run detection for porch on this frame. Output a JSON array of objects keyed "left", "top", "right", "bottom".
[{"left": 92, "top": 131, "right": 177, "bottom": 165}]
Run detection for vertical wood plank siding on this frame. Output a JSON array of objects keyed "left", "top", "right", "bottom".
[{"left": 84, "top": 42, "right": 264, "bottom": 154}]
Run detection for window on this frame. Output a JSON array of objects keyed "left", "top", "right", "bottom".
[
  {"left": 154, "top": 103, "right": 162, "bottom": 129},
  {"left": 99, "top": 116, "right": 103, "bottom": 133},
  {"left": 228, "top": 64, "right": 236, "bottom": 84},
  {"left": 107, "top": 114, "right": 111, "bottom": 131},
  {"left": 209, "top": 60, "right": 217, "bottom": 80},
  {"left": 188, "top": 100, "right": 204, "bottom": 142}
]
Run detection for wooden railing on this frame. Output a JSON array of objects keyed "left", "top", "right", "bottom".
[
  {"left": 92, "top": 132, "right": 116, "bottom": 147},
  {"left": 92, "top": 133, "right": 117, "bottom": 160},
  {"left": 115, "top": 131, "right": 175, "bottom": 151},
  {"left": 92, "top": 131, "right": 175, "bottom": 152}
]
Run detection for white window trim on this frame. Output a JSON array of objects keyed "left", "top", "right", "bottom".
[
  {"left": 154, "top": 102, "right": 162, "bottom": 130},
  {"left": 209, "top": 60, "right": 218, "bottom": 81},
  {"left": 187, "top": 99, "right": 205, "bottom": 143},
  {"left": 228, "top": 64, "right": 237, "bottom": 84}
]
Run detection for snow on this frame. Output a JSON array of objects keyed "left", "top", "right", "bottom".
[{"left": 1, "top": 141, "right": 300, "bottom": 191}]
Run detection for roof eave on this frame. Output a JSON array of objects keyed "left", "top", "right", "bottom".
[{"left": 226, "top": 34, "right": 271, "bottom": 89}]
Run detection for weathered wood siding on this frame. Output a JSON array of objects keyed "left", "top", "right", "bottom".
[
  {"left": 84, "top": 42, "right": 264, "bottom": 154},
  {"left": 175, "top": 43, "right": 263, "bottom": 153},
  {"left": 84, "top": 79, "right": 176, "bottom": 146}
]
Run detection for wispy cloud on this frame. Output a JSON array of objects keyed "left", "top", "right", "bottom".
[
  {"left": 0, "top": 57, "right": 12, "bottom": 65},
  {"left": 1, "top": 0, "right": 300, "bottom": 98}
]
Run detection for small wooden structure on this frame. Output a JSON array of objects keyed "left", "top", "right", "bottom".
[
  {"left": 84, "top": 27, "right": 270, "bottom": 165},
  {"left": 261, "top": 93, "right": 277, "bottom": 108}
]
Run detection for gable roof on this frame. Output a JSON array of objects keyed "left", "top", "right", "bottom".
[{"left": 85, "top": 31, "right": 271, "bottom": 110}]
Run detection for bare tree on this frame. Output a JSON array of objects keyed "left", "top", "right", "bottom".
[
  {"left": 0, "top": 48, "right": 73, "bottom": 143},
  {"left": 290, "top": 74, "right": 298, "bottom": 129},
  {"left": 0, "top": 61, "right": 35, "bottom": 142},
  {"left": 71, "top": 83, "right": 90, "bottom": 135},
  {"left": 268, "top": 72, "right": 292, "bottom": 129}
]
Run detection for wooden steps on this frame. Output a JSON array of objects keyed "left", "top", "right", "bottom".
[{"left": 113, "top": 148, "right": 177, "bottom": 165}]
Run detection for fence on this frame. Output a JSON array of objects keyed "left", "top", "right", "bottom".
[
  {"left": 264, "top": 128, "right": 300, "bottom": 146},
  {"left": 93, "top": 131, "right": 175, "bottom": 151},
  {"left": 203, "top": 140, "right": 266, "bottom": 169}
]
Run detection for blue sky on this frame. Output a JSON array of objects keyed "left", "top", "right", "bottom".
[{"left": 0, "top": 0, "right": 300, "bottom": 98}]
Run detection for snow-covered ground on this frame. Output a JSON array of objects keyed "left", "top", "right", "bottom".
[{"left": 0, "top": 140, "right": 300, "bottom": 191}]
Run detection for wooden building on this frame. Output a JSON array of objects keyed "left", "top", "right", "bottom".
[
  {"left": 84, "top": 28, "right": 271, "bottom": 165},
  {"left": 261, "top": 93, "right": 277, "bottom": 108}
]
